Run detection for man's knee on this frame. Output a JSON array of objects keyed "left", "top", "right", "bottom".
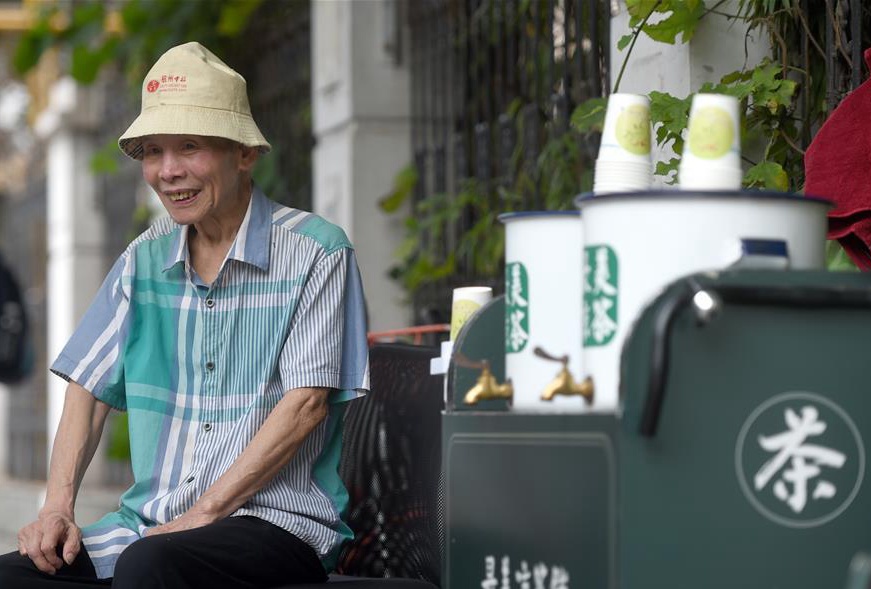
[
  {"left": 113, "top": 537, "right": 182, "bottom": 587},
  {"left": 0, "top": 551, "right": 41, "bottom": 585}
]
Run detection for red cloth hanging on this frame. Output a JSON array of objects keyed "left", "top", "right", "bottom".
[{"left": 804, "top": 48, "right": 871, "bottom": 269}]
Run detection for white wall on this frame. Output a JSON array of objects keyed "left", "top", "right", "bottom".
[
  {"left": 611, "top": 1, "right": 768, "bottom": 96},
  {"left": 610, "top": 0, "right": 769, "bottom": 185}
]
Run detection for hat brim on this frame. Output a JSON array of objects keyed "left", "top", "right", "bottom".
[{"left": 118, "top": 104, "right": 271, "bottom": 160}]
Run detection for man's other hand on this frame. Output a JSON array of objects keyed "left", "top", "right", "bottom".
[
  {"left": 144, "top": 508, "right": 217, "bottom": 537},
  {"left": 17, "top": 510, "right": 81, "bottom": 574}
]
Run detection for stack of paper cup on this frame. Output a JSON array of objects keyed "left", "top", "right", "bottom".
[
  {"left": 449, "top": 286, "right": 493, "bottom": 341},
  {"left": 679, "top": 93, "right": 742, "bottom": 190},
  {"left": 594, "top": 93, "right": 653, "bottom": 194}
]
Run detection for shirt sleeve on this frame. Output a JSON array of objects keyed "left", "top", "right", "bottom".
[
  {"left": 50, "top": 254, "right": 133, "bottom": 411},
  {"left": 279, "top": 246, "right": 369, "bottom": 403}
]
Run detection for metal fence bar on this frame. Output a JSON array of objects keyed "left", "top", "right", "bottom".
[
  {"left": 228, "top": 2, "right": 312, "bottom": 211},
  {"left": 408, "top": 0, "right": 611, "bottom": 322},
  {"left": 819, "top": 0, "right": 868, "bottom": 113},
  {"left": 800, "top": 0, "right": 812, "bottom": 148},
  {"left": 851, "top": 0, "right": 862, "bottom": 89}
]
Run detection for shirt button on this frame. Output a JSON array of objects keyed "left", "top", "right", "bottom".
[
  {"left": 205, "top": 298, "right": 215, "bottom": 308},
  {"left": 205, "top": 361, "right": 215, "bottom": 371},
  {"left": 203, "top": 423, "right": 212, "bottom": 432}
]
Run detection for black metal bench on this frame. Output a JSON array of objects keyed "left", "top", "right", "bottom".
[{"left": 287, "top": 343, "right": 444, "bottom": 588}]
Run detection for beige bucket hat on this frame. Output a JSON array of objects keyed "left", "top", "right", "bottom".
[{"left": 118, "top": 42, "right": 271, "bottom": 159}]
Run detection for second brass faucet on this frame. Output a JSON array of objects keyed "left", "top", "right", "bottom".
[{"left": 535, "top": 347, "right": 594, "bottom": 405}]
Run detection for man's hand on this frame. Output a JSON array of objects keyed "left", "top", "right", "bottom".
[
  {"left": 144, "top": 507, "right": 217, "bottom": 537},
  {"left": 21, "top": 381, "right": 111, "bottom": 574},
  {"left": 17, "top": 510, "right": 81, "bottom": 574},
  {"left": 145, "top": 387, "right": 329, "bottom": 539}
]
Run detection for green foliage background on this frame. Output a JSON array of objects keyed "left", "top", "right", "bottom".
[
  {"left": 14, "top": 0, "right": 262, "bottom": 85},
  {"left": 382, "top": 0, "right": 858, "bottom": 296}
]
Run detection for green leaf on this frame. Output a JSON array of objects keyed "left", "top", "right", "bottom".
[
  {"left": 700, "top": 79, "right": 754, "bottom": 101},
  {"left": 826, "top": 240, "right": 859, "bottom": 272},
  {"left": 617, "top": 34, "right": 634, "bottom": 51},
  {"left": 121, "top": 0, "right": 150, "bottom": 33},
  {"left": 13, "top": 31, "right": 47, "bottom": 75},
  {"left": 71, "top": 44, "right": 104, "bottom": 83},
  {"left": 13, "top": 13, "right": 55, "bottom": 75},
  {"left": 71, "top": 2, "right": 105, "bottom": 29},
  {"left": 90, "top": 140, "right": 122, "bottom": 175},
  {"left": 744, "top": 161, "right": 789, "bottom": 191},
  {"left": 218, "top": 0, "right": 263, "bottom": 36},
  {"left": 252, "top": 143, "right": 289, "bottom": 200},
  {"left": 720, "top": 69, "right": 750, "bottom": 85},
  {"left": 655, "top": 157, "right": 681, "bottom": 184},
  {"left": 625, "top": 0, "right": 663, "bottom": 23},
  {"left": 749, "top": 61, "right": 797, "bottom": 114},
  {"left": 642, "top": 2, "right": 706, "bottom": 45},
  {"left": 649, "top": 90, "right": 691, "bottom": 148},
  {"left": 70, "top": 38, "right": 119, "bottom": 84},
  {"left": 403, "top": 253, "right": 456, "bottom": 291},
  {"left": 394, "top": 236, "right": 420, "bottom": 263},
  {"left": 379, "top": 166, "right": 419, "bottom": 213},
  {"left": 570, "top": 97, "right": 607, "bottom": 133}
]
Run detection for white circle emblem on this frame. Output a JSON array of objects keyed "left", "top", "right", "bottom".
[{"left": 735, "top": 392, "right": 865, "bottom": 528}]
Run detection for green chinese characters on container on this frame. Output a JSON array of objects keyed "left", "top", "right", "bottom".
[
  {"left": 583, "top": 245, "right": 618, "bottom": 347},
  {"left": 505, "top": 262, "right": 530, "bottom": 354}
]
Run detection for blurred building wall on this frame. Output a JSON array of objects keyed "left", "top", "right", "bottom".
[{"left": 312, "top": 0, "right": 413, "bottom": 332}]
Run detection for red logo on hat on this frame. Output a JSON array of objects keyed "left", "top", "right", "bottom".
[{"left": 146, "top": 80, "right": 160, "bottom": 93}]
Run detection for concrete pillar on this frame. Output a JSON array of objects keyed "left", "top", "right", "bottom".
[
  {"left": 311, "top": 0, "right": 412, "bottom": 332},
  {"left": 35, "top": 77, "right": 108, "bottom": 486}
]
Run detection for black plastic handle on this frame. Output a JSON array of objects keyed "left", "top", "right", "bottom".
[{"left": 639, "top": 280, "right": 871, "bottom": 437}]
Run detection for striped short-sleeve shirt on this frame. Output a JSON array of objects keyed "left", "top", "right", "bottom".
[{"left": 50, "top": 187, "right": 370, "bottom": 579}]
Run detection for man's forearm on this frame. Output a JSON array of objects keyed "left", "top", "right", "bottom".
[
  {"left": 192, "top": 387, "right": 329, "bottom": 521},
  {"left": 42, "top": 381, "right": 111, "bottom": 515}
]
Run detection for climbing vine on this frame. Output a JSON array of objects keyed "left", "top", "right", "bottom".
[{"left": 384, "top": 0, "right": 857, "bottom": 296}]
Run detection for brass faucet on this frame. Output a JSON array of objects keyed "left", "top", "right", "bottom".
[
  {"left": 454, "top": 353, "right": 513, "bottom": 405},
  {"left": 535, "top": 347, "right": 594, "bottom": 405}
]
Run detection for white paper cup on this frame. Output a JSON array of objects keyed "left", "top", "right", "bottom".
[
  {"left": 594, "top": 158, "right": 652, "bottom": 193},
  {"left": 679, "top": 164, "right": 742, "bottom": 190},
  {"left": 680, "top": 93, "right": 741, "bottom": 189},
  {"left": 597, "top": 93, "right": 652, "bottom": 164},
  {"left": 450, "top": 286, "right": 493, "bottom": 340}
]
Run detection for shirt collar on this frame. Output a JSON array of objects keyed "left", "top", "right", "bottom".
[{"left": 163, "top": 186, "right": 272, "bottom": 273}]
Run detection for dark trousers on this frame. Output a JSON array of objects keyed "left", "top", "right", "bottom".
[{"left": 0, "top": 516, "right": 327, "bottom": 588}]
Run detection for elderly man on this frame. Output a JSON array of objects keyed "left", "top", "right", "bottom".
[{"left": 0, "top": 42, "right": 369, "bottom": 588}]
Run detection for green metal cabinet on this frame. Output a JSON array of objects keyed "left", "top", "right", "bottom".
[
  {"left": 443, "top": 297, "right": 617, "bottom": 588},
  {"left": 442, "top": 271, "right": 871, "bottom": 589},
  {"left": 443, "top": 412, "right": 617, "bottom": 589},
  {"left": 620, "top": 270, "right": 871, "bottom": 588}
]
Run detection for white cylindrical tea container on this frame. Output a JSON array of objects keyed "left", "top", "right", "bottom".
[
  {"left": 574, "top": 190, "right": 831, "bottom": 411},
  {"left": 500, "top": 211, "right": 587, "bottom": 412}
]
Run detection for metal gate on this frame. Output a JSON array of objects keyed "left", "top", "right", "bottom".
[
  {"left": 227, "top": 0, "right": 313, "bottom": 211},
  {"left": 408, "top": 0, "right": 611, "bottom": 324}
]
